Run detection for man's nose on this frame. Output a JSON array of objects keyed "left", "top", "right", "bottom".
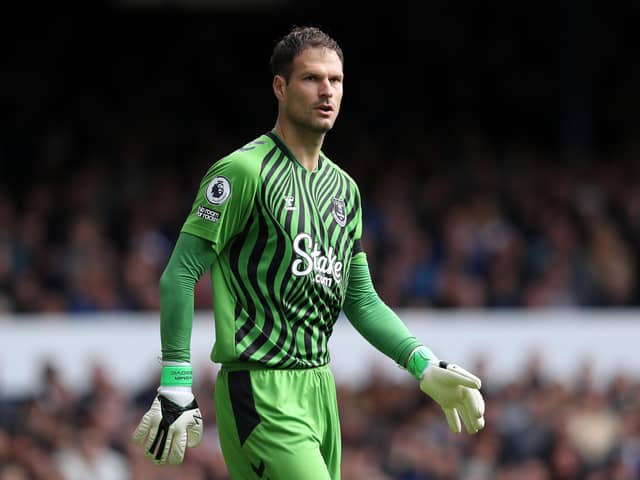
[{"left": 319, "top": 79, "right": 333, "bottom": 97}]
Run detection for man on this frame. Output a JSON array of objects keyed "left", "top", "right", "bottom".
[{"left": 132, "top": 26, "right": 485, "bottom": 479}]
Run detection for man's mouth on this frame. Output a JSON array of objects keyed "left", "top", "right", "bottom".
[{"left": 316, "top": 104, "right": 334, "bottom": 114}]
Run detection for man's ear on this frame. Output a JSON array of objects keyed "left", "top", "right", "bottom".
[{"left": 273, "top": 75, "right": 286, "bottom": 101}]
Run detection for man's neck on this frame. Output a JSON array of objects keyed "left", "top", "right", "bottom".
[{"left": 272, "top": 122, "right": 324, "bottom": 172}]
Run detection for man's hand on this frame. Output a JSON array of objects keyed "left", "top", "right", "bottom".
[
  {"left": 420, "top": 361, "right": 485, "bottom": 434},
  {"left": 132, "top": 364, "right": 203, "bottom": 465},
  {"left": 408, "top": 347, "right": 485, "bottom": 434}
]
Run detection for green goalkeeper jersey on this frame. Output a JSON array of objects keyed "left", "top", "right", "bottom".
[{"left": 181, "top": 132, "right": 363, "bottom": 369}]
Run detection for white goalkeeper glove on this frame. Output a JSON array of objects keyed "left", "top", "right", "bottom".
[
  {"left": 407, "top": 346, "right": 485, "bottom": 434},
  {"left": 132, "top": 363, "right": 203, "bottom": 465}
]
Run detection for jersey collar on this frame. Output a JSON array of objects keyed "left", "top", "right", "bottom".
[{"left": 266, "top": 131, "right": 324, "bottom": 173}]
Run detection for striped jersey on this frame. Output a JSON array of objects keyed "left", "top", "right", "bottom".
[{"left": 181, "top": 132, "right": 363, "bottom": 368}]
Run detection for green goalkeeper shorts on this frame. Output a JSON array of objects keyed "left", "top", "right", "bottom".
[{"left": 215, "top": 364, "right": 341, "bottom": 480}]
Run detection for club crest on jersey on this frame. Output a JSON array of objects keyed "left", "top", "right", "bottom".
[
  {"left": 206, "top": 176, "right": 231, "bottom": 205},
  {"left": 332, "top": 197, "right": 347, "bottom": 227}
]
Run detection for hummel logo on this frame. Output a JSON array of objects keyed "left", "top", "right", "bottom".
[
  {"left": 283, "top": 195, "right": 296, "bottom": 211},
  {"left": 251, "top": 459, "right": 266, "bottom": 477}
]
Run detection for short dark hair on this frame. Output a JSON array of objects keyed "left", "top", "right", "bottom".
[{"left": 269, "top": 26, "right": 343, "bottom": 81}]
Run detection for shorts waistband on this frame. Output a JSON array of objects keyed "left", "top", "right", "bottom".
[{"left": 220, "top": 361, "right": 329, "bottom": 372}]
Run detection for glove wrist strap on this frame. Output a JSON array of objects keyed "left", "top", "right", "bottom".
[
  {"left": 160, "top": 365, "right": 193, "bottom": 387},
  {"left": 407, "top": 346, "right": 437, "bottom": 380}
]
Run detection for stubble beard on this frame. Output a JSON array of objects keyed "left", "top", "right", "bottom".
[{"left": 288, "top": 106, "right": 336, "bottom": 135}]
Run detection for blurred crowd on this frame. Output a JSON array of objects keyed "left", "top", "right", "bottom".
[
  {"left": 350, "top": 130, "right": 640, "bottom": 309},
  {"left": 1, "top": 123, "right": 639, "bottom": 313},
  {"left": 1, "top": 354, "right": 639, "bottom": 480}
]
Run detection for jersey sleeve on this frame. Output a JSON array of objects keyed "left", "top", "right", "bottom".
[
  {"left": 181, "top": 153, "right": 259, "bottom": 254},
  {"left": 343, "top": 254, "right": 422, "bottom": 366},
  {"left": 160, "top": 232, "right": 217, "bottom": 362}
]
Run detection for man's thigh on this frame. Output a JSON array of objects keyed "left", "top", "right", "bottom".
[{"left": 214, "top": 367, "right": 339, "bottom": 480}]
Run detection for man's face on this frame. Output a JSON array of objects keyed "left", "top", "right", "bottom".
[{"left": 278, "top": 47, "right": 344, "bottom": 134}]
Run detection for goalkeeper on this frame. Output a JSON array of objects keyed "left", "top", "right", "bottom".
[{"left": 133, "top": 25, "right": 485, "bottom": 479}]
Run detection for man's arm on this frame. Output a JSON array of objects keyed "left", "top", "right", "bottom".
[
  {"left": 343, "top": 252, "right": 485, "bottom": 434},
  {"left": 342, "top": 253, "right": 422, "bottom": 368},
  {"left": 132, "top": 232, "right": 216, "bottom": 464},
  {"left": 133, "top": 147, "right": 260, "bottom": 465},
  {"left": 159, "top": 232, "right": 217, "bottom": 362}
]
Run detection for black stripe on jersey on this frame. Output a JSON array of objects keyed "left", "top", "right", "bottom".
[
  {"left": 230, "top": 220, "right": 258, "bottom": 342},
  {"left": 264, "top": 152, "right": 289, "bottom": 211},
  {"left": 261, "top": 148, "right": 283, "bottom": 210},
  {"left": 276, "top": 288, "right": 319, "bottom": 367},
  {"left": 245, "top": 199, "right": 290, "bottom": 361},
  {"left": 315, "top": 315, "right": 326, "bottom": 365},
  {"left": 281, "top": 170, "right": 311, "bottom": 303},
  {"left": 318, "top": 173, "right": 341, "bottom": 227},
  {"left": 263, "top": 153, "right": 295, "bottom": 239},
  {"left": 285, "top": 271, "right": 324, "bottom": 365},
  {"left": 313, "top": 157, "right": 336, "bottom": 205},
  {"left": 262, "top": 239, "right": 295, "bottom": 362},
  {"left": 260, "top": 212, "right": 283, "bottom": 295},
  {"left": 304, "top": 324, "right": 314, "bottom": 363},
  {"left": 273, "top": 305, "right": 310, "bottom": 368},
  {"left": 294, "top": 303, "right": 318, "bottom": 365},
  {"left": 319, "top": 170, "right": 340, "bottom": 207},
  {"left": 317, "top": 170, "right": 340, "bottom": 223},
  {"left": 234, "top": 301, "right": 247, "bottom": 337},
  {"left": 289, "top": 282, "right": 310, "bottom": 314},
  {"left": 271, "top": 164, "right": 293, "bottom": 214},
  {"left": 299, "top": 168, "right": 320, "bottom": 241},
  {"left": 238, "top": 209, "right": 277, "bottom": 359},
  {"left": 260, "top": 147, "right": 279, "bottom": 180}
]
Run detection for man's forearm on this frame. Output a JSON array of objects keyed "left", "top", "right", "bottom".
[
  {"left": 160, "top": 232, "right": 217, "bottom": 362},
  {"left": 342, "top": 255, "right": 422, "bottom": 366}
]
